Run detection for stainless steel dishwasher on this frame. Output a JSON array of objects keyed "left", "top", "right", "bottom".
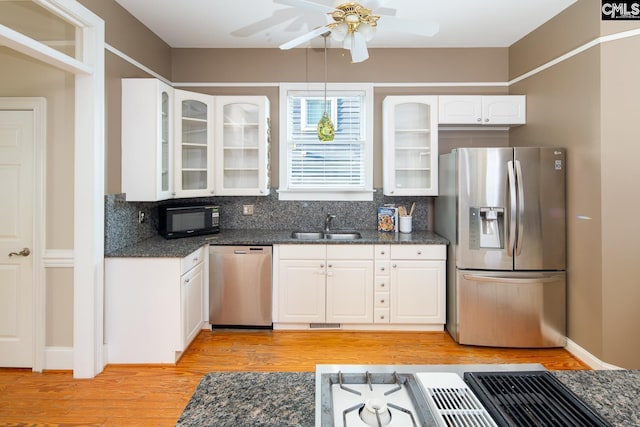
[{"left": 209, "top": 246, "right": 272, "bottom": 328}]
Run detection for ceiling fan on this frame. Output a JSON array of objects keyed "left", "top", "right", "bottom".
[{"left": 275, "top": 0, "right": 439, "bottom": 63}]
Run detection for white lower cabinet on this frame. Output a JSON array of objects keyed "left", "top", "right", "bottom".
[
  {"left": 105, "top": 246, "right": 207, "bottom": 363},
  {"left": 275, "top": 245, "right": 374, "bottom": 325},
  {"left": 274, "top": 244, "right": 446, "bottom": 330},
  {"left": 388, "top": 245, "right": 446, "bottom": 325}
]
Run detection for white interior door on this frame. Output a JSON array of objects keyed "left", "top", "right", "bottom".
[{"left": 0, "top": 110, "right": 34, "bottom": 367}]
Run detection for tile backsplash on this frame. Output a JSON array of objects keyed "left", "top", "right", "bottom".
[{"left": 105, "top": 189, "right": 434, "bottom": 253}]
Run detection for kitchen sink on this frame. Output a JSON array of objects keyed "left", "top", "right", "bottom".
[
  {"left": 290, "top": 230, "right": 361, "bottom": 240},
  {"left": 290, "top": 231, "right": 324, "bottom": 240},
  {"left": 324, "top": 231, "right": 361, "bottom": 240}
]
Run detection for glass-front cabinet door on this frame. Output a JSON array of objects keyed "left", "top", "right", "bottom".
[
  {"left": 382, "top": 96, "right": 439, "bottom": 196},
  {"left": 121, "top": 78, "right": 174, "bottom": 201},
  {"left": 174, "top": 89, "right": 215, "bottom": 197},
  {"left": 214, "top": 96, "right": 270, "bottom": 196}
]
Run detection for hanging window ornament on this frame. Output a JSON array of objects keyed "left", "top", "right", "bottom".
[{"left": 317, "top": 34, "right": 335, "bottom": 142}]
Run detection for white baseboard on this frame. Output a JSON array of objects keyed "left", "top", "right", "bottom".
[
  {"left": 43, "top": 346, "right": 73, "bottom": 370},
  {"left": 565, "top": 339, "right": 623, "bottom": 370}
]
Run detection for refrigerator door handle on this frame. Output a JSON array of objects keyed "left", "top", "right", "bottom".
[
  {"left": 463, "top": 274, "right": 560, "bottom": 284},
  {"left": 514, "top": 160, "right": 525, "bottom": 256},
  {"left": 507, "top": 160, "right": 517, "bottom": 256}
]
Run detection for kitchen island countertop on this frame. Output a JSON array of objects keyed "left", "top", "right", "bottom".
[
  {"left": 176, "top": 369, "right": 640, "bottom": 427},
  {"left": 105, "top": 229, "right": 449, "bottom": 258}
]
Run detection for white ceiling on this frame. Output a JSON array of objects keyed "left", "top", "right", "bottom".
[{"left": 113, "top": 0, "right": 577, "bottom": 49}]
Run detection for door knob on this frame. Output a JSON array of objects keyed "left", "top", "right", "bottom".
[{"left": 9, "top": 248, "right": 30, "bottom": 257}]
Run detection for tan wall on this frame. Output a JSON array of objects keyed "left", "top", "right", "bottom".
[
  {"left": 0, "top": 47, "right": 75, "bottom": 346},
  {"left": 600, "top": 34, "right": 640, "bottom": 368},
  {"left": 77, "top": 0, "right": 173, "bottom": 80},
  {"left": 510, "top": 0, "right": 640, "bottom": 368}
]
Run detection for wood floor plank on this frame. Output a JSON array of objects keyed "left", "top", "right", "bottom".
[{"left": 0, "top": 329, "right": 589, "bottom": 426}]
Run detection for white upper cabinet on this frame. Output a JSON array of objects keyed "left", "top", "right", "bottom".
[
  {"left": 214, "top": 96, "right": 270, "bottom": 196},
  {"left": 121, "top": 78, "right": 174, "bottom": 201},
  {"left": 383, "top": 96, "right": 439, "bottom": 196},
  {"left": 174, "top": 89, "right": 215, "bottom": 198},
  {"left": 439, "top": 95, "right": 526, "bottom": 126}
]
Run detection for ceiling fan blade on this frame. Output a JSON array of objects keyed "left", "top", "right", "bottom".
[
  {"left": 279, "top": 25, "right": 331, "bottom": 49},
  {"left": 273, "top": 0, "right": 335, "bottom": 14},
  {"left": 350, "top": 31, "right": 369, "bottom": 63},
  {"left": 378, "top": 16, "right": 439, "bottom": 37}
]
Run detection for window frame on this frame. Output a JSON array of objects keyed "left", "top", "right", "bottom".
[{"left": 278, "top": 82, "right": 374, "bottom": 201}]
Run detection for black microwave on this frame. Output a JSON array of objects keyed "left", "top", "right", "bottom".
[{"left": 158, "top": 205, "right": 220, "bottom": 239}]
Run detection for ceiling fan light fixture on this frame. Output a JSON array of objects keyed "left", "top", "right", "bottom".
[
  {"left": 331, "top": 22, "right": 348, "bottom": 41},
  {"left": 342, "top": 32, "right": 353, "bottom": 50},
  {"left": 358, "top": 22, "right": 376, "bottom": 41}
]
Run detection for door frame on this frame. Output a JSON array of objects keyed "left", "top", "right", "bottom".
[
  {"left": 0, "top": 0, "right": 105, "bottom": 378},
  {"left": 0, "top": 98, "right": 46, "bottom": 372}
]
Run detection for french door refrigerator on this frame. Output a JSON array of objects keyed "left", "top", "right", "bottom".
[{"left": 435, "top": 147, "right": 566, "bottom": 347}]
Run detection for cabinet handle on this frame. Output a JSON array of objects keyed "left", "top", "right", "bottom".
[
  {"left": 417, "top": 250, "right": 422, "bottom": 255},
  {"left": 320, "top": 264, "right": 324, "bottom": 268},
  {"left": 380, "top": 251, "right": 385, "bottom": 255},
  {"left": 380, "top": 299, "right": 385, "bottom": 304},
  {"left": 328, "top": 264, "right": 332, "bottom": 268},
  {"left": 193, "top": 257, "right": 199, "bottom": 262},
  {"left": 476, "top": 117, "right": 482, "bottom": 123},
  {"left": 380, "top": 315, "right": 385, "bottom": 320},
  {"left": 184, "top": 278, "right": 190, "bottom": 283},
  {"left": 484, "top": 118, "right": 490, "bottom": 123},
  {"left": 381, "top": 283, "right": 386, "bottom": 288},
  {"left": 380, "top": 267, "right": 385, "bottom": 272},
  {"left": 393, "top": 264, "right": 397, "bottom": 268}
]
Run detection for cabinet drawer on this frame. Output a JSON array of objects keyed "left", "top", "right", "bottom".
[
  {"left": 278, "top": 244, "right": 326, "bottom": 259},
  {"left": 375, "top": 277, "right": 389, "bottom": 291},
  {"left": 375, "top": 245, "right": 391, "bottom": 260},
  {"left": 327, "top": 244, "right": 373, "bottom": 260},
  {"left": 374, "top": 308, "right": 390, "bottom": 323},
  {"left": 375, "top": 261, "right": 390, "bottom": 275},
  {"left": 181, "top": 246, "right": 205, "bottom": 275},
  {"left": 390, "top": 244, "right": 445, "bottom": 260},
  {"left": 375, "top": 291, "right": 390, "bottom": 308}
]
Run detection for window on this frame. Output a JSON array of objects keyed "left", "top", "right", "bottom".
[{"left": 278, "top": 83, "right": 374, "bottom": 201}]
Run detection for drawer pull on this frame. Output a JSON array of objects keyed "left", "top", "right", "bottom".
[
  {"left": 417, "top": 250, "right": 422, "bottom": 255},
  {"left": 380, "top": 299, "right": 385, "bottom": 304},
  {"left": 393, "top": 264, "right": 397, "bottom": 268}
]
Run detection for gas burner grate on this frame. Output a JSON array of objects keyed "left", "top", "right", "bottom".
[{"left": 464, "top": 371, "right": 612, "bottom": 427}]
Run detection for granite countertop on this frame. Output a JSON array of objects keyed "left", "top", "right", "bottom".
[
  {"left": 105, "top": 229, "right": 449, "bottom": 258},
  {"left": 176, "top": 369, "right": 640, "bottom": 427}
]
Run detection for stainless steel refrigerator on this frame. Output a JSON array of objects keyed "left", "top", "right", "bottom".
[{"left": 435, "top": 147, "right": 566, "bottom": 347}]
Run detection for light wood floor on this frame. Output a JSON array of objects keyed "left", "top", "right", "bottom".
[{"left": 0, "top": 329, "right": 589, "bottom": 426}]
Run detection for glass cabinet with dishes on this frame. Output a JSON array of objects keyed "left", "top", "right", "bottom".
[
  {"left": 121, "top": 78, "right": 174, "bottom": 201},
  {"left": 382, "top": 96, "right": 439, "bottom": 196},
  {"left": 214, "top": 96, "right": 270, "bottom": 196},
  {"left": 174, "top": 89, "right": 215, "bottom": 198}
]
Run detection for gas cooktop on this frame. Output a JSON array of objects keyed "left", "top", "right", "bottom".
[{"left": 315, "top": 364, "right": 611, "bottom": 427}]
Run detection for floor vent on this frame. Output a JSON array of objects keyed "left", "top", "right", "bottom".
[
  {"left": 309, "top": 323, "right": 340, "bottom": 329},
  {"left": 464, "top": 371, "right": 612, "bottom": 427},
  {"left": 416, "top": 372, "right": 497, "bottom": 427}
]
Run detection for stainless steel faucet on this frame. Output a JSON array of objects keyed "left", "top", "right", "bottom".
[{"left": 324, "top": 214, "right": 336, "bottom": 231}]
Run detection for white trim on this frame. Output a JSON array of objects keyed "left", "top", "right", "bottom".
[
  {"left": 43, "top": 346, "right": 73, "bottom": 370},
  {"left": 105, "top": 43, "right": 172, "bottom": 86},
  {"left": 565, "top": 339, "right": 624, "bottom": 370},
  {"left": 71, "top": 5, "right": 105, "bottom": 378},
  {"left": 174, "top": 82, "right": 281, "bottom": 88},
  {"left": 0, "top": 97, "right": 47, "bottom": 373},
  {"left": 0, "top": 24, "right": 91, "bottom": 75},
  {"left": 509, "top": 29, "right": 640, "bottom": 86},
  {"left": 42, "top": 249, "right": 75, "bottom": 268}
]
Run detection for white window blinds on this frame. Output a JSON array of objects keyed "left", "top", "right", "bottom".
[{"left": 285, "top": 89, "right": 367, "bottom": 189}]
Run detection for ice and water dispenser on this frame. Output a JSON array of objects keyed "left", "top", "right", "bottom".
[{"left": 468, "top": 207, "right": 504, "bottom": 249}]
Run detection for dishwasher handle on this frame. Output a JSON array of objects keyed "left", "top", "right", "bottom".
[{"left": 233, "top": 247, "right": 266, "bottom": 255}]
